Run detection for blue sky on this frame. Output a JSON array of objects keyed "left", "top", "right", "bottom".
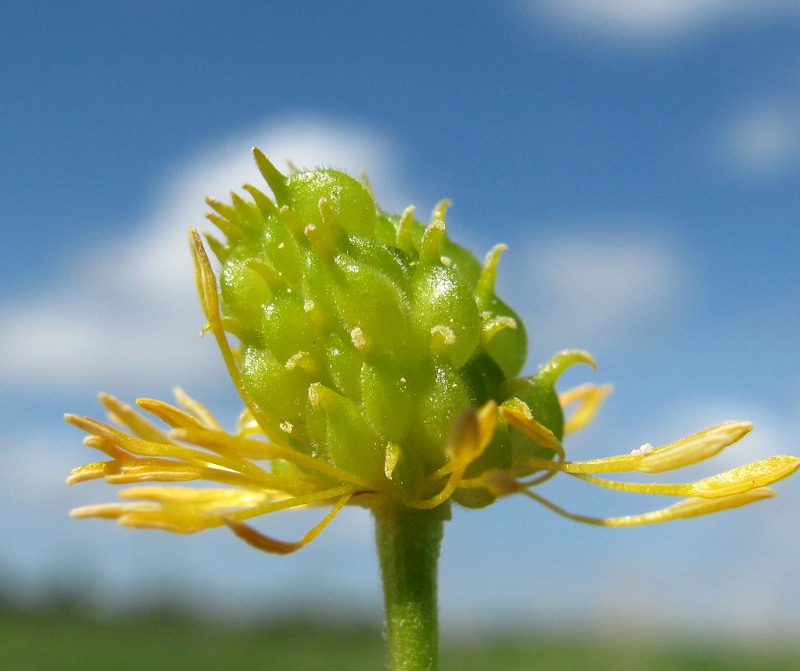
[{"left": 2, "top": 1, "right": 799, "bottom": 638}]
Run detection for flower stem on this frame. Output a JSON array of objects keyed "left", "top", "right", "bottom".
[{"left": 374, "top": 504, "right": 448, "bottom": 671}]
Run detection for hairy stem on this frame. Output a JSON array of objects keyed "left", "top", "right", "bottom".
[{"left": 374, "top": 504, "right": 447, "bottom": 671}]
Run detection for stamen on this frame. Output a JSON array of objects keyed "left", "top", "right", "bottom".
[
  {"left": 572, "top": 455, "right": 800, "bottom": 498},
  {"left": 412, "top": 402, "right": 499, "bottom": 509},
  {"left": 222, "top": 492, "right": 353, "bottom": 554},
  {"left": 637, "top": 421, "right": 754, "bottom": 473},
  {"left": 121, "top": 486, "right": 270, "bottom": 507},
  {"left": 559, "top": 383, "right": 613, "bottom": 435},
  {"left": 65, "top": 413, "right": 279, "bottom": 487},
  {"left": 521, "top": 487, "right": 775, "bottom": 526},
  {"left": 500, "top": 405, "right": 564, "bottom": 452},
  {"left": 98, "top": 394, "right": 174, "bottom": 445},
  {"left": 189, "top": 229, "right": 300, "bottom": 448},
  {"left": 136, "top": 398, "right": 207, "bottom": 432},
  {"left": 521, "top": 421, "right": 755, "bottom": 475},
  {"left": 66, "top": 460, "right": 116, "bottom": 485},
  {"left": 173, "top": 388, "right": 222, "bottom": 429},
  {"left": 228, "top": 485, "right": 355, "bottom": 522},
  {"left": 172, "top": 426, "right": 374, "bottom": 490},
  {"left": 71, "top": 502, "right": 160, "bottom": 521}
]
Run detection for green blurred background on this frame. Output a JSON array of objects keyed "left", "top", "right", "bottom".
[
  {"left": 4, "top": 596, "right": 799, "bottom": 671},
  {"left": 0, "top": 590, "right": 800, "bottom": 671}
]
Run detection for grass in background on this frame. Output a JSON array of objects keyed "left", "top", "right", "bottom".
[{"left": 3, "top": 598, "right": 798, "bottom": 671}]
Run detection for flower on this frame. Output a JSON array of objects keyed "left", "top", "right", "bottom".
[{"left": 66, "top": 150, "right": 799, "bottom": 553}]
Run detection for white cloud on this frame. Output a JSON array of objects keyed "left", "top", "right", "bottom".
[
  {"left": 506, "top": 233, "right": 687, "bottom": 354},
  {"left": 0, "top": 116, "right": 404, "bottom": 393},
  {"left": 525, "top": 0, "right": 800, "bottom": 42},
  {"left": 719, "top": 103, "right": 800, "bottom": 173}
]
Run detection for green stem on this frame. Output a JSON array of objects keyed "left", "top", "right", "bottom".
[{"left": 374, "top": 504, "right": 448, "bottom": 671}]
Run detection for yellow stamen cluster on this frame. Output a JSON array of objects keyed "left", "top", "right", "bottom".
[{"left": 66, "top": 378, "right": 798, "bottom": 551}]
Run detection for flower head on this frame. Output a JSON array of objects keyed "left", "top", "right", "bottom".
[{"left": 67, "top": 150, "right": 799, "bottom": 553}]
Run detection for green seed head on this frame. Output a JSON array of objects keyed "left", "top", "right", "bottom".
[{"left": 203, "top": 149, "right": 582, "bottom": 506}]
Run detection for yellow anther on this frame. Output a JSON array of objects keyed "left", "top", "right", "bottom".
[
  {"left": 500, "top": 404, "right": 562, "bottom": 451},
  {"left": 559, "top": 383, "right": 613, "bottom": 434}
]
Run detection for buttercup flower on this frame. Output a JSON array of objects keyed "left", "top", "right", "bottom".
[{"left": 67, "top": 149, "right": 799, "bottom": 553}]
